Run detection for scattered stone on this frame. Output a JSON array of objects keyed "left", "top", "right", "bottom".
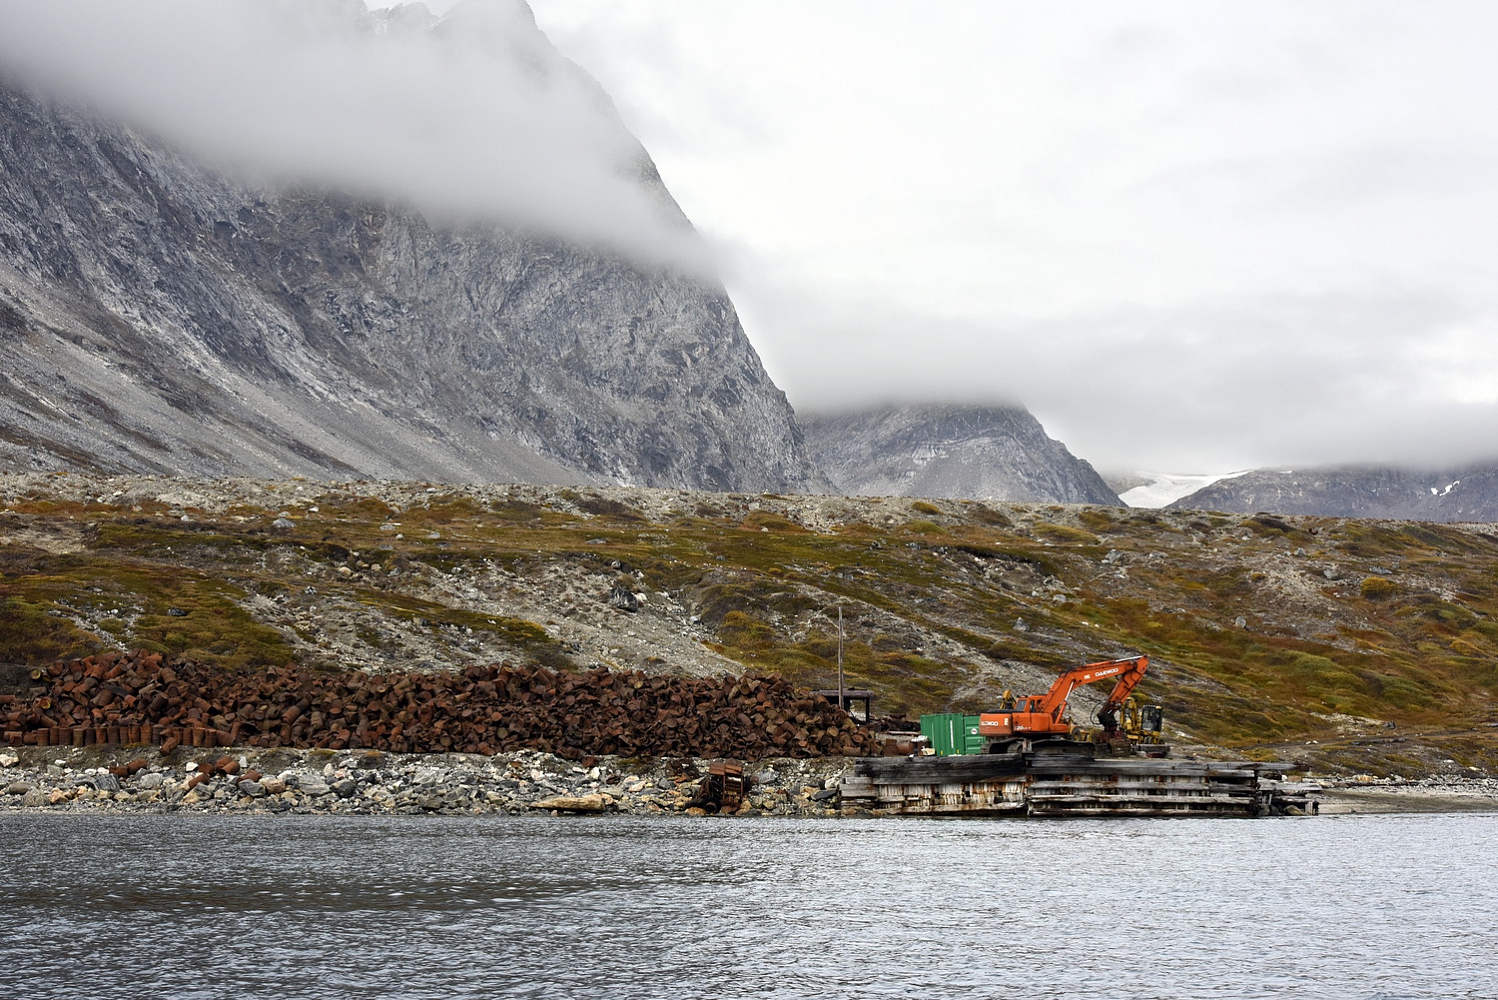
[
  {"left": 137, "top": 772, "right": 164, "bottom": 790},
  {"left": 21, "top": 789, "right": 47, "bottom": 808},
  {"left": 331, "top": 778, "right": 358, "bottom": 798},
  {"left": 261, "top": 777, "right": 287, "bottom": 794},
  {"left": 238, "top": 780, "right": 267, "bottom": 797},
  {"left": 5, "top": 781, "right": 33, "bottom": 796},
  {"left": 608, "top": 584, "right": 638, "bottom": 612},
  {"left": 298, "top": 777, "right": 331, "bottom": 796}
]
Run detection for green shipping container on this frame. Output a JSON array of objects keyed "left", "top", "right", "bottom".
[
  {"left": 921, "top": 714, "right": 988, "bottom": 755},
  {"left": 920, "top": 713, "right": 963, "bottom": 755},
  {"left": 963, "top": 716, "right": 986, "bottom": 755}
]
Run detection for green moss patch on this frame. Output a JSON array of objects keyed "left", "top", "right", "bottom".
[{"left": 0, "top": 597, "right": 102, "bottom": 664}]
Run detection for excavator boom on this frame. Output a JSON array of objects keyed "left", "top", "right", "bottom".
[{"left": 1038, "top": 656, "right": 1149, "bottom": 719}]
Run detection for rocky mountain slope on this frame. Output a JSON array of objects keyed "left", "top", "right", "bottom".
[
  {"left": 800, "top": 405, "right": 1121, "bottom": 506},
  {"left": 1170, "top": 465, "right": 1498, "bottom": 522},
  {"left": 5, "top": 472, "right": 1494, "bottom": 777},
  {"left": 0, "top": 4, "right": 820, "bottom": 492}
]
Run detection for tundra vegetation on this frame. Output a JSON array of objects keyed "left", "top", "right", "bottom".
[{"left": 2, "top": 473, "right": 1495, "bottom": 777}]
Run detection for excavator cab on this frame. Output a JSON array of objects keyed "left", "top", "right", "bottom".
[{"left": 1121, "top": 697, "right": 1166, "bottom": 746}]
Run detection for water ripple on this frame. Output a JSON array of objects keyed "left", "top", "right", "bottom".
[{"left": 1, "top": 812, "right": 1494, "bottom": 999}]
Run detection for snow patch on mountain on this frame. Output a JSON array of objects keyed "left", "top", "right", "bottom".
[{"left": 1119, "top": 471, "right": 1252, "bottom": 509}]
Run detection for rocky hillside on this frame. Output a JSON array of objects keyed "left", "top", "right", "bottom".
[
  {"left": 4, "top": 472, "right": 1494, "bottom": 778},
  {"left": 801, "top": 405, "right": 1121, "bottom": 506},
  {"left": 1170, "top": 465, "right": 1498, "bottom": 522},
  {"left": 0, "top": 4, "right": 819, "bottom": 492}
]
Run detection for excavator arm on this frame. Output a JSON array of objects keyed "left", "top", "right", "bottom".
[
  {"left": 1096, "top": 657, "right": 1150, "bottom": 733},
  {"left": 1036, "top": 655, "right": 1149, "bottom": 727}
]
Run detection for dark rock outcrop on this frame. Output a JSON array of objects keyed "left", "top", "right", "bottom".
[
  {"left": 0, "top": 4, "right": 818, "bottom": 492},
  {"left": 801, "top": 405, "right": 1122, "bottom": 505},
  {"left": 1168, "top": 465, "right": 1498, "bottom": 522}
]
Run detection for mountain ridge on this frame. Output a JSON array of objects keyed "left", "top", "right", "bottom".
[
  {"left": 801, "top": 404, "right": 1122, "bottom": 506},
  {"left": 0, "top": 3, "right": 823, "bottom": 492},
  {"left": 1168, "top": 463, "right": 1498, "bottom": 522}
]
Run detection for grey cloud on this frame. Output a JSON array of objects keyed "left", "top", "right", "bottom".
[
  {"left": 736, "top": 264, "right": 1498, "bottom": 474},
  {"left": 0, "top": 0, "right": 707, "bottom": 271}
]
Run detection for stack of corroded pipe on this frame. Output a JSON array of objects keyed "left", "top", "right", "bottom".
[{"left": 3, "top": 650, "right": 881, "bottom": 759}]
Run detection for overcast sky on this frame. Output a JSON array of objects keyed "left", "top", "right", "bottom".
[
  {"left": 508, "top": 1, "right": 1498, "bottom": 475},
  {"left": 34, "top": 0, "right": 1498, "bottom": 475}
]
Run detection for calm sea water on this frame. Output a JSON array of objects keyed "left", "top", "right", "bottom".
[{"left": 1, "top": 812, "right": 1494, "bottom": 1000}]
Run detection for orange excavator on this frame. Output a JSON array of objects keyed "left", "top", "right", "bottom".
[{"left": 978, "top": 655, "right": 1162, "bottom": 752}]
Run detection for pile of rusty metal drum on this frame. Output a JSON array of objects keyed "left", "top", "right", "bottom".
[{"left": 3, "top": 649, "right": 880, "bottom": 759}]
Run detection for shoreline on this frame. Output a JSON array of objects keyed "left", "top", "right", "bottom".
[
  {"left": 0, "top": 744, "right": 850, "bottom": 819},
  {"left": 5, "top": 744, "right": 1498, "bottom": 818},
  {"left": 1317, "top": 783, "right": 1498, "bottom": 815}
]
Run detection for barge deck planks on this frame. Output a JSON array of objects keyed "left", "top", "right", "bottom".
[{"left": 845, "top": 751, "right": 1317, "bottom": 818}]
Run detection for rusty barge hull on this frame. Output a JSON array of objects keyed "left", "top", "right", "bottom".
[{"left": 843, "top": 753, "right": 1312, "bottom": 818}]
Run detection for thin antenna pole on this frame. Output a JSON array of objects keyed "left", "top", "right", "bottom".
[{"left": 836, "top": 605, "right": 845, "bottom": 716}]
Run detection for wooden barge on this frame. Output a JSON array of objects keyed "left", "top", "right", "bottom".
[{"left": 841, "top": 749, "right": 1319, "bottom": 818}]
